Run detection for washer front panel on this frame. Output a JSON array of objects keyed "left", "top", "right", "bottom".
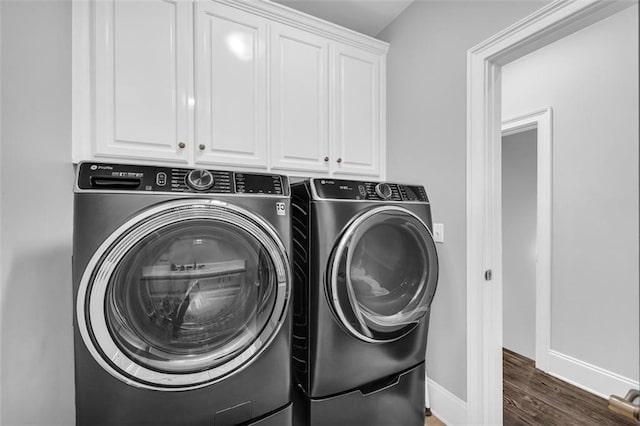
[
  {"left": 76, "top": 199, "right": 290, "bottom": 390},
  {"left": 327, "top": 206, "right": 438, "bottom": 343}
]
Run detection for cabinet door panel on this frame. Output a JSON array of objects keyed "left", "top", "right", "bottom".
[
  {"left": 333, "top": 44, "right": 381, "bottom": 177},
  {"left": 270, "top": 24, "right": 329, "bottom": 173},
  {"left": 94, "top": 0, "right": 190, "bottom": 162},
  {"left": 195, "top": 2, "right": 267, "bottom": 168}
]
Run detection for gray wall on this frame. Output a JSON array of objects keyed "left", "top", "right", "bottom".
[
  {"left": 502, "top": 5, "right": 639, "bottom": 381},
  {"left": 502, "top": 129, "right": 537, "bottom": 360},
  {"left": 1, "top": 1, "right": 75, "bottom": 424},
  {"left": 378, "top": 0, "right": 549, "bottom": 401}
]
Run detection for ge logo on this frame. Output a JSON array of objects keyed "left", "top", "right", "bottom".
[
  {"left": 276, "top": 202, "right": 286, "bottom": 216},
  {"left": 90, "top": 165, "right": 98, "bottom": 170}
]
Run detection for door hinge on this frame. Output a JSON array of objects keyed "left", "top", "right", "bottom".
[{"left": 484, "top": 270, "right": 492, "bottom": 281}]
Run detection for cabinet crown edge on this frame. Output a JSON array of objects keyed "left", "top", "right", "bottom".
[{"left": 217, "top": 0, "right": 390, "bottom": 55}]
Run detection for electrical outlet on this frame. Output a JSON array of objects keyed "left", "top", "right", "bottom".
[{"left": 433, "top": 223, "right": 444, "bottom": 243}]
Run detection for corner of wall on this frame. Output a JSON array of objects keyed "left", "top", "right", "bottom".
[{"left": 427, "top": 377, "right": 468, "bottom": 426}]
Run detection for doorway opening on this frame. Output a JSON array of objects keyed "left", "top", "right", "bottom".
[
  {"left": 501, "top": 108, "right": 552, "bottom": 374},
  {"left": 502, "top": 126, "right": 537, "bottom": 364}
]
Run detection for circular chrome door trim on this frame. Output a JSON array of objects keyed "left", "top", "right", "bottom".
[
  {"left": 76, "top": 199, "right": 290, "bottom": 391},
  {"left": 328, "top": 205, "right": 436, "bottom": 343}
]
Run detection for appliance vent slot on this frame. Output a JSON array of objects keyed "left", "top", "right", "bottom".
[{"left": 291, "top": 185, "right": 311, "bottom": 390}]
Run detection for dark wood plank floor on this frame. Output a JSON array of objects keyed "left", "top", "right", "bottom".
[{"left": 503, "top": 348, "right": 638, "bottom": 425}]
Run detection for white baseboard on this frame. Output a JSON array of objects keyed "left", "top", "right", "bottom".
[
  {"left": 547, "top": 350, "right": 640, "bottom": 399},
  {"left": 426, "top": 377, "right": 468, "bottom": 425}
]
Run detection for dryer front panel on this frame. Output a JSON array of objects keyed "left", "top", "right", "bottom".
[
  {"left": 327, "top": 206, "right": 438, "bottom": 343},
  {"left": 76, "top": 199, "right": 291, "bottom": 390}
]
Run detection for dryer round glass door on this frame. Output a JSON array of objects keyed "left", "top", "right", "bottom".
[
  {"left": 328, "top": 206, "right": 438, "bottom": 342},
  {"left": 76, "top": 199, "right": 290, "bottom": 390}
]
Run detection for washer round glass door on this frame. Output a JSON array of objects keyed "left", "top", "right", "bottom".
[
  {"left": 327, "top": 206, "right": 438, "bottom": 342},
  {"left": 76, "top": 199, "right": 290, "bottom": 390}
]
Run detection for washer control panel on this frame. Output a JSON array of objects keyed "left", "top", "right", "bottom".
[
  {"left": 77, "top": 163, "right": 288, "bottom": 196},
  {"left": 313, "top": 179, "right": 428, "bottom": 202}
]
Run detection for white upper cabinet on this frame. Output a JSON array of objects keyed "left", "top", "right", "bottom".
[
  {"left": 270, "top": 23, "right": 329, "bottom": 173},
  {"left": 195, "top": 1, "right": 268, "bottom": 168},
  {"left": 73, "top": 0, "right": 388, "bottom": 179},
  {"left": 87, "top": 0, "right": 192, "bottom": 163},
  {"left": 333, "top": 43, "right": 383, "bottom": 177}
]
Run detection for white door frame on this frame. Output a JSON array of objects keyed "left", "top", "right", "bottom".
[
  {"left": 502, "top": 107, "right": 552, "bottom": 373},
  {"left": 466, "top": 1, "right": 633, "bottom": 423}
]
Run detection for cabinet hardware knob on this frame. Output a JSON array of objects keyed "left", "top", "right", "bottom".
[
  {"left": 199, "top": 144, "right": 206, "bottom": 150},
  {"left": 336, "top": 158, "right": 342, "bottom": 163},
  {"left": 178, "top": 142, "right": 186, "bottom": 149},
  {"left": 324, "top": 156, "right": 329, "bottom": 162}
]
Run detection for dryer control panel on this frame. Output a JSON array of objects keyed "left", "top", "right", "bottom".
[
  {"left": 312, "top": 179, "right": 428, "bottom": 202},
  {"left": 77, "top": 163, "right": 288, "bottom": 196}
]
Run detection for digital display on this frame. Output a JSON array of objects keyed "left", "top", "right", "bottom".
[
  {"left": 235, "top": 173, "right": 283, "bottom": 194},
  {"left": 314, "top": 179, "right": 363, "bottom": 199},
  {"left": 399, "top": 185, "right": 428, "bottom": 202}
]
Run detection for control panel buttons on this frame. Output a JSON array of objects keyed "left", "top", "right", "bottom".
[
  {"left": 375, "top": 183, "right": 393, "bottom": 200},
  {"left": 185, "top": 169, "right": 214, "bottom": 191},
  {"left": 156, "top": 172, "right": 167, "bottom": 186}
]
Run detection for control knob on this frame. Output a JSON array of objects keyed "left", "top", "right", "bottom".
[
  {"left": 375, "top": 183, "right": 393, "bottom": 200},
  {"left": 186, "top": 169, "right": 214, "bottom": 191}
]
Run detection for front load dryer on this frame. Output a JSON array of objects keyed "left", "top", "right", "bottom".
[
  {"left": 72, "top": 162, "right": 293, "bottom": 426},
  {"left": 291, "top": 178, "right": 439, "bottom": 426}
]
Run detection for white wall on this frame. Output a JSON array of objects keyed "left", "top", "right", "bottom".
[
  {"left": 503, "top": 4, "right": 639, "bottom": 385},
  {"left": 0, "top": 0, "right": 3, "bottom": 417},
  {"left": 378, "top": 0, "right": 549, "bottom": 401},
  {"left": 1, "top": 1, "right": 75, "bottom": 424},
  {"left": 502, "top": 129, "right": 537, "bottom": 360}
]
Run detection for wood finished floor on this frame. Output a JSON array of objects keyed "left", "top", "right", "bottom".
[
  {"left": 422, "top": 348, "right": 637, "bottom": 425},
  {"left": 503, "top": 348, "right": 638, "bottom": 426}
]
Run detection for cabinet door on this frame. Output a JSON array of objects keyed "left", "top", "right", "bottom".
[
  {"left": 332, "top": 43, "right": 383, "bottom": 177},
  {"left": 270, "top": 23, "right": 329, "bottom": 173},
  {"left": 94, "top": 0, "right": 192, "bottom": 163},
  {"left": 195, "top": 2, "right": 267, "bottom": 168}
]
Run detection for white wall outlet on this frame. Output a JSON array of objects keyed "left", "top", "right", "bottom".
[{"left": 433, "top": 223, "right": 444, "bottom": 243}]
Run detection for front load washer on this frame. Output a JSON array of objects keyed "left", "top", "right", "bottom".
[
  {"left": 72, "top": 162, "right": 292, "bottom": 426},
  {"left": 291, "top": 178, "right": 439, "bottom": 426}
]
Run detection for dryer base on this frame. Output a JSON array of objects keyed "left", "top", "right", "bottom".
[
  {"left": 250, "top": 402, "right": 292, "bottom": 426},
  {"left": 294, "top": 363, "right": 425, "bottom": 426}
]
